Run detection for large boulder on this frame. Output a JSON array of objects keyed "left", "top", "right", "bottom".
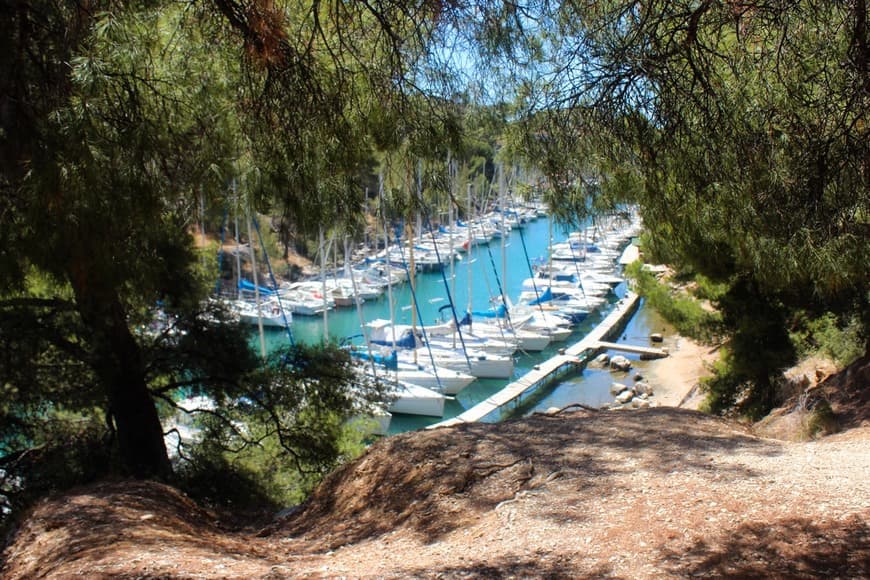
[
  {"left": 610, "top": 355, "right": 632, "bottom": 372},
  {"left": 615, "top": 390, "right": 635, "bottom": 405},
  {"left": 610, "top": 382, "right": 630, "bottom": 396},
  {"left": 634, "top": 381, "right": 654, "bottom": 396}
]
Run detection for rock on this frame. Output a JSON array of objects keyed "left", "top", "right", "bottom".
[
  {"left": 544, "top": 407, "right": 561, "bottom": 416},
  {"left": 595, "top": 353, "right": 611, "bottom": 366},
  {"left": 610, "top": 382, "right": 629, "bottom": 396},
  {"left": 634, "top": 373, "right": 644, "bottom": 382},
  {"left": 632, "top": 398, "right": 651, "bottom": 408},
  {"left": 610, "top": 355, "right": 632, "bottom": 372},
  {"left": 634, "top": 381, "right": 654, "bottom": 396},
  {"left": 615, "top": 390, "right": 634, "bottom": 404},
  {"left": 650, "top": 333, "right": 664, "bottom": 343}
]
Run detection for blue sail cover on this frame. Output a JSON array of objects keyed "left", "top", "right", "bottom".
[
  {"left": 238, "top": 279, "right": 276, "bottom": 295},
  {"left": 553, "top": 272, "right": 577, "bottom": 283},
  {"left": 528, "top": 287, "right": 553, "bottom": 305},
  {"left": 370, "top": 329, "right": 418, "bottom": 349},
  {"left": 472, "top": 303, "right": 508, "bottom": 319},
  {"left": 350, "top": 349, "right": 398, "bottom": 369}
]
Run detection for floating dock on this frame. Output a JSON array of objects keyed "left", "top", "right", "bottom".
[
  {"left": 593, "top": 341, "right": 668, "bottom": 360},
  {"left": 430, "top": 290, "right": 654, "bottom": 428}
]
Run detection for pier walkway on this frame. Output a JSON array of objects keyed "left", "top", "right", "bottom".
[
  {"left": 431, "top": 291, "right": 653, "bottom": 428},
  {"left": 594, "top": 341, "right": 668, "bottom": 359}
]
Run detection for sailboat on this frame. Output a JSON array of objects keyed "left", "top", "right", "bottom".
[{"left": 345, "top": 173, "right": 458, "bottom": 414}]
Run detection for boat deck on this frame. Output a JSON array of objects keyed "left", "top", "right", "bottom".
[{"left": 431, "top": 291, "right": 648, "bottom": 428}]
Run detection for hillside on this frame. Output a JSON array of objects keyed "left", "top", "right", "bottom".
[{"left": 3, "top": 402, "right": 867, "bottom": 578}]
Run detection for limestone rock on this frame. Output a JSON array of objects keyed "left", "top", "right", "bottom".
[
  {"left": 595, "top": 353, "right": 611, "bottom": 366},
  {"left": 615, "top": 390, "right": 634, "bottom": 405},
  {"left": 610, "top": 355, "right": 632, "bottom": 372},
  {"left": 610, "top": 382, "right": 629, "bottom": 396},
  {"left": 634, "top": 381, "right": 654, "bottom": 396}
]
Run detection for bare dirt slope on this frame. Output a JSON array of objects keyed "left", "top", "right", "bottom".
[{"left": 3, "top": 406, "right": 867, "bottom": 578}]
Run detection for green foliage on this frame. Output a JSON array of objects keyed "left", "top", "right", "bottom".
[
  {"left": 789, "top": 312, "right": 865, "bottom": 366},
  {"left": 1, "top": 410, "right": 115, "bottom": 537},
  {"left": 173, "top": 444, "right": 284, "bottom": 513},
  {"left": 697, "top": 278, "right": 799, "bottom": 419},
  {"left": 698, "top": 348, "right": 746, "bottom": 417},
  {"left": 1, "top": 0, "right": 453, "bottom": 497},
  {"left": 148, "top": 327, "right": 386, "bottom": 510},
  {"left": 167, "top": 342, "right": 387, "bottom": 508},
  {"left": 804, "top": 400, "right": 838, "bottom": 440},
  {"left": 512, "top": 1, "right": 868, "bottom": 416},
  {"left": 624, "top": 262, "right": 722, "bottom": 343},
  {"left": 690, "top": 275, "right": 729, "bottom": 303}
]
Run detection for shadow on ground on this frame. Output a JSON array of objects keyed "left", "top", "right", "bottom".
[
  {"left": 665, "top": 516, "right": 869, "bottom": 578},
  {"left": 277, "top": 407, "right": 782, "bottom": 547}
]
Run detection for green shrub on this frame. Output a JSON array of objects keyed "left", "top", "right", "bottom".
[
  {"left": 625, "top": 261, "right": 722, "bottom": 343},
  {"left": 790, "top": 312, "right": 864, "bottom": 366},
  {"left": 804, "top": 399, "right": 838, "bottom": 439},
  {"left": 1, "top": 413, "right": 115, "bottom": 537},
  {"left": 698, "top": 349, "right": 744, "bottom": 416}
]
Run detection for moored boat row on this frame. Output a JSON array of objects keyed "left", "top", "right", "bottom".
[{"left": 221, "top": 204, "right": 642, "bottom": 427}]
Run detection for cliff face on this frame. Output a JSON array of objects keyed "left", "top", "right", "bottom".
[{"left": 3, "top": 406, "right": 867, "bottom": 578}]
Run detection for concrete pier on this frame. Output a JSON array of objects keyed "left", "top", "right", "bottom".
[
  {"left": 594, "top": 341, "right": 668, "bottom": 360},
  {"left": 430, "top": 291, "right": 647, "bottom": 428}
]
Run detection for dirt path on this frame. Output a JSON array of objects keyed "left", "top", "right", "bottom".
[
  {"left": 3, "top": 408, "right": 867, "bottom": 578},
  {"left": 631, "top": 332, "right": 717, "bottom": 409}
]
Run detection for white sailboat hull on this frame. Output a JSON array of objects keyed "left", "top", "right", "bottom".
[{"left": 388, "top": 382, "right": 446, "bottom": 417}]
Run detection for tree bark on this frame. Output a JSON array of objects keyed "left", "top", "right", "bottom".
[{"left": 70, "top": 263, "right": 172, "bottom": 479}]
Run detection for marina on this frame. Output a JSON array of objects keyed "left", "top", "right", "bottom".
[{"left": 242, "top": 208, "right": 648, "bottom": 433}]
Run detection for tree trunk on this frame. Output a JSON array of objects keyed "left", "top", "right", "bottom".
[{"left": 70, "top": 266, "right": 172, "bottom": 479}]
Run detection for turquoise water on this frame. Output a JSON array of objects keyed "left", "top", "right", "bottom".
[
  {"left": 500, "top": 298, "right": 670, "bottom": 420},
  {"left": 281, "top": 217, "right": 569, "bottom": 343},
  {"left": 254, "top": 216, "right": 649, "bottom": 433}
]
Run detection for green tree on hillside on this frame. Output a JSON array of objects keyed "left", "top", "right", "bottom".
[
  {"left": 512, "top": 0, "right": 868, "bottom": 414},
  {"left": 0, "top": 0, "right": 451, "bottom": 512}
]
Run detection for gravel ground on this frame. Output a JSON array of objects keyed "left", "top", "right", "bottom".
[{"left": 4, "top": 407, "right": 867, "bottom": 578}]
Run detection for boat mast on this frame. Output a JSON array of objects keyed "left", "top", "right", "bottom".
[
  {"left": 499, "top": 162, "right": 507, "bottom": 317},
  {"left": 466, "top": 182, "right": 473, "bottom": 321},
  {"left": 409, "top": 164, "right": 417, "bottom": 365},
  {"left": 245, "top": 197, "right": 267, "bottom": 360},
  {"left": 448, "top": 156, "right": 456, "bottom": 348},
  {"left": 379, "top": 173, "right": 397, "bottom": 350},
  {"left": 233, "top": 178, "right": 241, "bottom": 298},
  {"left": 320, "top": 227, "right": 328, "bottom": 340}
]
